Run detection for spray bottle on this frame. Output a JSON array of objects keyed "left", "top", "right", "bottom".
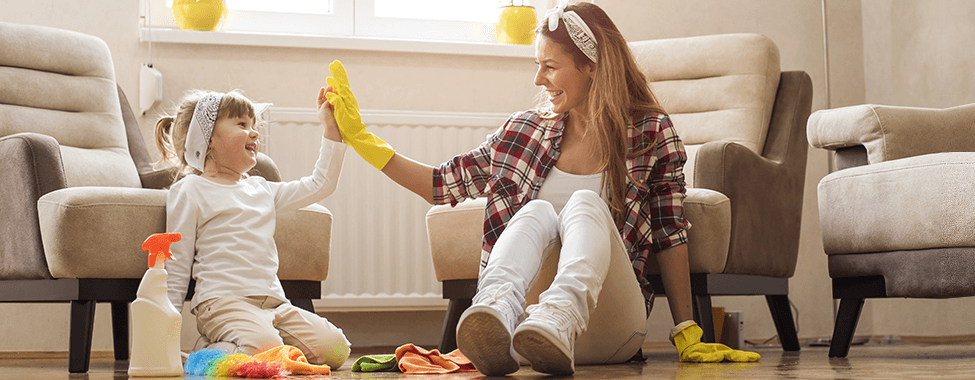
[{"left": 128, "top": 232, "right": 183, "bottom": 377}]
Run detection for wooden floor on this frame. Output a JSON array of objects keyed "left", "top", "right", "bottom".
[{"left": 3, "top": 338, "right": 975, "bottom": 379}]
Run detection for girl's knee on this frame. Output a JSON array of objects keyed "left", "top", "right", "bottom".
[
  {"left": 235, "top": 333, "right": 285, "bottom": 356},
  {"left": 303, "top": 333, "right": 351, "bottom": 368}
]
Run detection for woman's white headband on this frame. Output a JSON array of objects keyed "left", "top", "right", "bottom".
[
  {"left": 184, "top": 92, "right": 270, "bottom": 171},
  {"left": 545, "top": 0, "right": 598, "bottom": 63}
]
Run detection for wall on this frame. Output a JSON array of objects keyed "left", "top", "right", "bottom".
[{"left": 1, "top": 0, "right": 969, "bottom": 352}]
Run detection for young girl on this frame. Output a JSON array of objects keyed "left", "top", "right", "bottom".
[
  {"left": 325, "top": 1, "right": 760, "bottom": 376},
  {"left": 154, "top": 88, "right": 350, "bottom": 369}
]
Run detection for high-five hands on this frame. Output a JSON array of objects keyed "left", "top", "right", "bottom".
[
  {"left": 671, "top": 321, "right": 761, "bottom": 362},
  {"left": 325, "top": 60, "right": 396, "bottom": 170}
]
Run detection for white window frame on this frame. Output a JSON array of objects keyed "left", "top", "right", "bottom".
[
  {"left": 356, "top": 0, "right": 549, "bottom": 43},
  {"left": 146, "top": 0, "right": 353, "bottom": 36},
  {"left": 140, "top": 0, "right": 546, "bottom": 58}
]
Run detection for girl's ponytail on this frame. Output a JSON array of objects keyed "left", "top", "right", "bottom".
[{"left": 154, "top": 116, "right": 177, "bottom": 167}]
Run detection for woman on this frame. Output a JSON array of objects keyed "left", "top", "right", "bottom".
[{"left": 325, "top": 1, "right": 760, "bottom": 375}]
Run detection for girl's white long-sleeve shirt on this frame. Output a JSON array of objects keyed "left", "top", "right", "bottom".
[{"left": 166, "top": 137, "right": 346, "bottom": 313}]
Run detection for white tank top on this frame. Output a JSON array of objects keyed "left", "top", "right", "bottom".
[{"left": 537, "top": 166, "right": 605, "bottom": 214}]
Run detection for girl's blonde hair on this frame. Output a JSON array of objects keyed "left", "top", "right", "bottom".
[
  {"left": 154, "top": 90, "right": 264, "bottom": 177},
  {"left": 535, "top": 2, "right": 666, "bottom": 227}
]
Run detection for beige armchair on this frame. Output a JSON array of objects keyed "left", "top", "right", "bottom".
[
  {"left": 807, "top": 103, "right": 975, "bottom": 357},
  {"left": 0, "top": 22, "right": 332, "bottom": 373},
  {"left": 426, "top": 33, "right": 812, "bottom": 352}
]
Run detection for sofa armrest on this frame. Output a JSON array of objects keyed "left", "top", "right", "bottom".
[
  {"left": 139, "top": 167, "right": 178, "bottom": 189},
  {"left": 692, "top": 71, "right": 811, "bottom": 277},
  {"left": 807, "top": 103, "right": 975, "bottom": 165},
  {"left": 250, "top": 152, "right": 281, "bottom": 182},
  {"left": 0, "top": 133, "right": 67, "bottom": 279}
]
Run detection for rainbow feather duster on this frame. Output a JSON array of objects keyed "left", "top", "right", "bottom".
[{"left": 185, "top": 345, "right": 329, "bottom": 378}]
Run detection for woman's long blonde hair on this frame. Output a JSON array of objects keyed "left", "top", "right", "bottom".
[
  {"left": 154, "top": 90, "right": 263, "bottom": 178},
  {"left": 535, "top": 2, "right": 666, "bottom": 227}
]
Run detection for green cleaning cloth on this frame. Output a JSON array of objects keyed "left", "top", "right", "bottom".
[{"left": 352, "top": 354, "right": 398, "bottom": 372}]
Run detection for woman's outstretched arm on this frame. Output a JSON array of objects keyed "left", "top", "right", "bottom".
[{"left": 382, "top": 153, "right": 435, "bottom": 204}]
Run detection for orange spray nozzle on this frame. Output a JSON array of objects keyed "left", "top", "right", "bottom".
[{"left": 142, "top": 233, "right": 182, "bottom": 268}]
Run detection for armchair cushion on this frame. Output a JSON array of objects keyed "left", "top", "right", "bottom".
[
  {"left": 429, "top": 188, "right": 732, "bottom": 280},
  {"left": 426, "top": 198, "right": 485, "bottom": 282},
  {"left": 37, "top": 187, "right": 332, "bottom": 281},
  {"left": 817, "top": 152, "right": 975, "bottom": 255}
]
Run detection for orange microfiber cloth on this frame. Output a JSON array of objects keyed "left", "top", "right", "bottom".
[
  {"left": 394, "top": 344, "right": 476, "bottom": 374},
  {"left": 252, "top": 345, "right": 331, "bottom": 376}
]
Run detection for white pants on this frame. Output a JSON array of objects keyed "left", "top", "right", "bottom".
[
  {"left": 193, "top": 296, "right": 351, "bottom": 368},
  {"left": 478, "top": 190, "right": 647, "bottom": 364}
]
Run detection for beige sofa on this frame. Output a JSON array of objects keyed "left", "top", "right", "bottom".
[
  {"left": 0, "top": 22, "right": 332, "bottom": 372},
  {"left": 807, "top": 103, "right": 975, "bottom": 357},
  {"left": 427, "top": 33, "right": 812, "bottom": 352}
]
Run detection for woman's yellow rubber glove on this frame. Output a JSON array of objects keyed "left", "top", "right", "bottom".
[
  {"left": 324, "top": 60, "right": 395, "bottom": 170},
  {"left": 671, "top": 321, "right": 761, "bottom": 362}
]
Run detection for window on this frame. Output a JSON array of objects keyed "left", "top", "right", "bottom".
[
  {"left": 148, "top": 0, "right": 352, "bottom": 35},
  {"left": 146, "top": 0, "right": 549, "bottom": 43}
]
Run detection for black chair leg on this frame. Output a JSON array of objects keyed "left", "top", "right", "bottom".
[
  {"left": 439, "top": 297, "right": 472, "bottom": 353},
  {"left": 69, "top": 300, "right": 96, "bottom": 373},
  {"left": 766, "top": 295, "right": 800, "bottom": 351},
  {"left": 111, "top": 301, "right": 130, "bottom": 361},
  {"left": 292, "top": 298, "right": 315, "bottom": 313},
  {"left": 829, "top": 297, "right": 865, "bottom": 358},
  {"left": 691, "top": 295, "right": 716, "bottom": 343}
]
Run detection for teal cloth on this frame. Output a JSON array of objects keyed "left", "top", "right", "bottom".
[{"left": 352, "top": 354, "right": 398, "bottom": 372}]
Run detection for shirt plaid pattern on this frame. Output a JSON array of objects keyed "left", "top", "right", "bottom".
[{"left": 432, "top": 109, "right": 689, "bottom": 303}]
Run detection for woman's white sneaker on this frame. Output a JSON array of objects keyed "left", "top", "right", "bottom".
[
  {"left": 512, "top": 300, "right": 581, "bottom": 375},
  {"left": 456, "top": 283, "right": 521, "bottom": 376}
]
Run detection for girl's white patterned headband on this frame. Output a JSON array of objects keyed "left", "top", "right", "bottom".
[
  {"left": 184, "top": 92, "right": 270, "bottom": 171},
  {"left": 545, "top": 0, "right": 598, "bottom": 63}
]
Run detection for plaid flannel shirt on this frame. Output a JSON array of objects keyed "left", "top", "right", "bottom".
[{"left": 432, "top": 109, "right": 690, "bottom": 303}]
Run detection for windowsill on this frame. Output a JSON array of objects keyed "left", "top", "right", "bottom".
[{"left": 140, "top": 28, "right": 535, "bottom": 58}]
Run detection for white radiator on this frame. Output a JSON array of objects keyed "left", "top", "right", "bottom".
[{"left": 266, "top": 108, "right": 506, "bottom": 312}]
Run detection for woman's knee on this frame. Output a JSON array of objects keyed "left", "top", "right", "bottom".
[
  {"left": 566, "top": 190, "right": 605, "bottom": 209},
  {"left": 516, "top": 199, "right": 558, "bottom": 219},
  {"left": 512, "top": 199, "right": 559, "bottom": 227},
  {"left": 562, "top": 190, "right": 612, "bottom": 223}
]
